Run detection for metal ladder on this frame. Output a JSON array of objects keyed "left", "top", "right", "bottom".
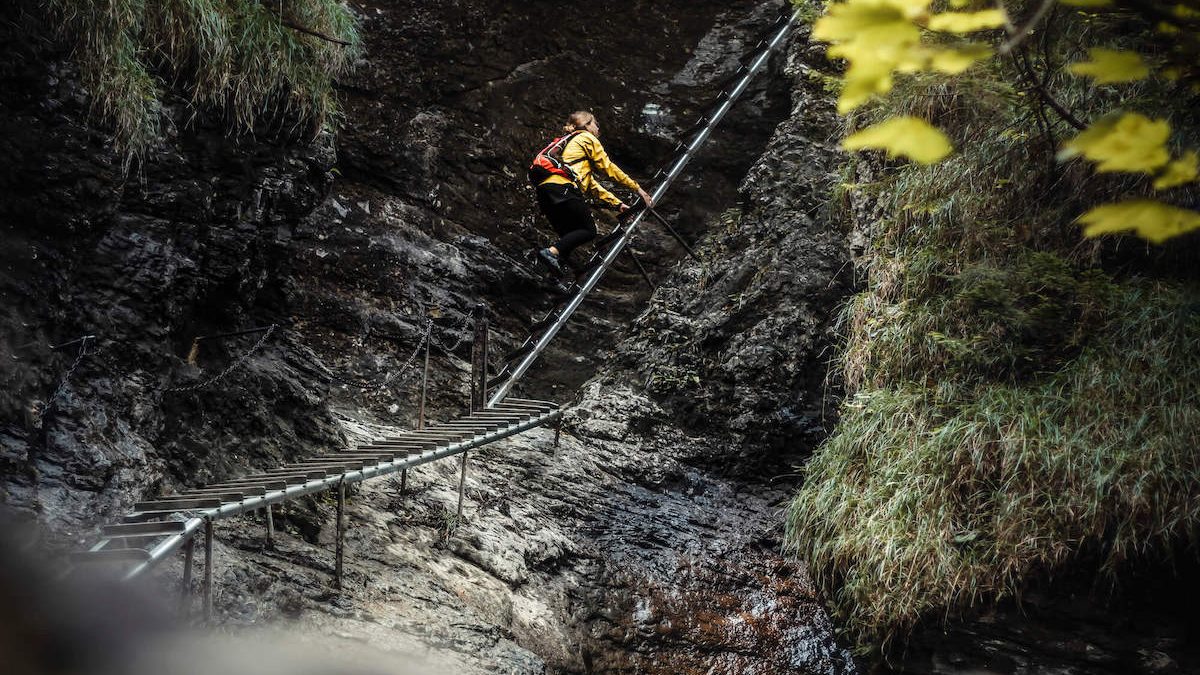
[{"left": 486, "top": 8, "right": 799, "bottom": 408}]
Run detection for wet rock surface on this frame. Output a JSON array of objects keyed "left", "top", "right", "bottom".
[{"left": 1, "top": 0, "right": 857, "bottom": 671}]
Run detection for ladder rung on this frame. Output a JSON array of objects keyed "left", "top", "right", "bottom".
[
  {"left": 255, "top": 469, "right": 327, "bottom": 480},
  {"left": 528, "top": 312, "right": 559, "bottom": 334},
  {"left": 202, "top": 480, "right": 288, "bottom": 492},
  {"left": 320, "top": 451, "right": 403, "bottom": 461},
  {"left": 501, "top": 398, "right": 558, "bottom": 410},
  {"left": 293, "top": 458, "right": 368, "bottom": 471},
  {"left": 467, "top": 410, "right": 533, "bottom": 420},
  {"left": 578, "top": 256, "right": 606, "bottom": 277},
  {"left": 102, "top": 521, "right": 188, "bottom": 537},
  {"left": 594, "top": 231, "right": 622, "bottom": 249},
  {"left": 133, "top": 497, "right": 221, "bottom": 512},
  {"left": 172, "top": 491, "right": 246, "bottom": 503},
  {"left": 357, "top": 444, "right": 429, "bottom": 453},
  {"left": 503, "top": 342, "right": 534, "bottom": 364},
  {"left": 183, "top": 486, "right": 265, "bottom": 497}
]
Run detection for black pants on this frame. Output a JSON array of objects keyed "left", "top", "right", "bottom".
[{"left": 536, "top": 182, "right": 595, "bottom": 262}]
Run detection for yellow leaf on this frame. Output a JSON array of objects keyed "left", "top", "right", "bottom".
[
  {"left": 949, "top": 0, "right": 969, "bottom": 6},
  {"left": 838, "top": 62, "right": 895, "bottom": 113},
  {"left": 842, "top": 116, "right": 953, "bottom": 164},
  {"left": 927, "top": 9, "right": 1008, "bottom": 32},
  {"left": 1174, "top": 4, "right": 1200, "bottom": 19},
  {"left": 829, "top": 38, "right": 925, "bottom": 112},
  {"left": 882, "top": 0, "right": 935, "bottom": 20},
  {"left": 1153, "top": 151, "right": 1198, "bottom": 190},
  {"left": 1077, "top": 200, "right": 1200, "bottom": 243},
  {"left": 814, "top": 2, "right": 919, "bottom": 43},
  {"left": 928, "top": 44, "right": 992, "bottom": 74},
  {"left": 1059, "top": 113, "right": 1170, "bottom": 173},
  {"left": 1060, "top": 0, "right": 1112, "bottom": 6},
  {"left": 1068, "top": 48, "right": 1149, "bottom": 84}
]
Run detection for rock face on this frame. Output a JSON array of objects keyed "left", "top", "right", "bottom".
[
  {"left": 1, "top": 0, "right": 859, "bottom": 671},
  {"left": 0, "top": 4, "right": 346, "bottom": 537}
]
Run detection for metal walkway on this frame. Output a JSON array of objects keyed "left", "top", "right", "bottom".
[{"left": 72, "top": 398, "right": 560, "bottom": 584}]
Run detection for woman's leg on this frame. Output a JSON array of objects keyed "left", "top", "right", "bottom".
[{"left": 548, "top": 197, "right": 596, "bottom": 263}]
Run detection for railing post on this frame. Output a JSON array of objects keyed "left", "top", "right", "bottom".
[
  {"left": 407, "top": 322, "right": 430, "bottom": 498},
  {"left": 335, "top": 478, "right": 345, "bottom": 590},
  {"left": 460, "top": 304, "right": 488, "bottom": 519},
  {"left": 203, "top": 518, "right": 214, "bottom": 622},
  {"left": 265, "top": 504, "right": 274, "bottom": 547},
  {"left": 469, "top": 304, "right": 488, "bottom": 412},
  {"left": 180, "top": 536, "right": 195, "bottom": 617},
  {"left": 418, "top": 322, "right": 431, "bottom": 429}
]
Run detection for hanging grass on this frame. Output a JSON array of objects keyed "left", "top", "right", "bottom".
[{"left": 47, "top": 0, "right": 360, "bottom": 153}]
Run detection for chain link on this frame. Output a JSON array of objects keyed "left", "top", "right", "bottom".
[
  {"left": 429, "top": 312, "right": 473, "bottom": 355},
  {"left": 310, "top": 318, "right": 432, "bottom": 391},
  {"left": 44, "top": 336, "right": 94, "bottom": 412},
  {"left": 159, "top": 325, "right": 277, "bottom": 393},
  {"left": 37, "top": 310, "right": 471, "bottom": 403}
]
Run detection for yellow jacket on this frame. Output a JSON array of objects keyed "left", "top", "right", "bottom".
[{"left": 540, "top": 130, "right": 641, "bottom": 208}]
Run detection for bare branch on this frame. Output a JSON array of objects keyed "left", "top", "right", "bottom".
[
  {"left": 996, "top": 0, "right": 1058, "bottom": 56},
  {"left": 280, "top": 20, "right": 352, "bottom": 46}
]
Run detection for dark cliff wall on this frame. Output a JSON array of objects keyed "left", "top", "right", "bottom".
[
  {"left": 0, "top": 1, "right": 864, "bottom": 672},
  {"left": 0, "top": 6, "right": 345, "bottom": 535},
  {"left": 0, "top": 0, "right": 815, "bottom": 551}
]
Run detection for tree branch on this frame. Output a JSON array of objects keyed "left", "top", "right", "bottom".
[
  {"left": 996, "top": 0, "right": 1058, "bottom": 55},
  {"left": 253, "top": 1, "right": 352, "bottom": 47},
  {"left": 1011, "top": 48, "right": 1086, "bottom": 131},
  {"left": 280, "top": 19, "right": 351, "bottom": 46}
]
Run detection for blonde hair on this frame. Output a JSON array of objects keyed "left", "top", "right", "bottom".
[{"left": 562, "top": 111, "right": 596, "bottom": 133}]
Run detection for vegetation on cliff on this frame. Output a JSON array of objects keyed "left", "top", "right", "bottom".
[
  {"left": 45, "top": 0, "right": 359, "bottom": 153},
  {"left": 785, "top": 0, "right": 1200, "bottom": 651}
]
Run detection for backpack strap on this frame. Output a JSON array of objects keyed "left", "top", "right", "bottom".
[{"left": 560, "top": 130, "right": 590, "bottom": 168}]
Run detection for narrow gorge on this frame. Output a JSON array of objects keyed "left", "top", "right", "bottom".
[{"left": 2, "top": 0, "right": 1197, "bottom": 674}]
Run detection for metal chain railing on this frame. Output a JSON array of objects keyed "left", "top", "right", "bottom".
[
  {"left": 27, "top": 311, "right": 474, "bottom": 406},
  {"left": 429, "top": 312, "right": 473, "bottom": 356},
  {"left": 43, "top": 335, "right": 95, "bottom": 412},
  {"left": 304, "top": 318, "right": 432, "bottom": 391},
  {"left": 158, "top": 324, "right": 278, "bottom": 393}
]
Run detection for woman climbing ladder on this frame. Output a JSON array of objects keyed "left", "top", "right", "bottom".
[{"left": 531, "top": 111, "right": 653, "bottom": 276}]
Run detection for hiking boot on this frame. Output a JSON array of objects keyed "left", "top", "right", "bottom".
[{"left": 536, "top": 248, "right": 564, "bottom": 275}]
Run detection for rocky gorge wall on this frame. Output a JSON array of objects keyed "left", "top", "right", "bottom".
[{"left": 0, "top": 0, "right": 864, "bottom": 672}]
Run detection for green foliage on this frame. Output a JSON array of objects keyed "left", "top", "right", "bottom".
[
  {"left": 807, "top": 0, "right": 1200, "bottom": 243},
  {"left": 786, "top": 0, "right": 1200, "bottom": 652},
  {"left": 48, "top": 0, "right": 360, "bottom": 153},
  {"left": 787, "top": 280, "right": 1200, "bottom": 648}
]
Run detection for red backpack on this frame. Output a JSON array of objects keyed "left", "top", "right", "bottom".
[{"left": 528, "top": 130, "right": 587, "bottom": 187}]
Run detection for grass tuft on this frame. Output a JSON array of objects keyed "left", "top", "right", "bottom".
[{"left": 47, "top": 0, "right": 360, "bottom": 154}]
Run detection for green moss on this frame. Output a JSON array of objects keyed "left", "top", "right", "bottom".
[{"left": 48, "top": 0, "right": 360, "bottom": 154}]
